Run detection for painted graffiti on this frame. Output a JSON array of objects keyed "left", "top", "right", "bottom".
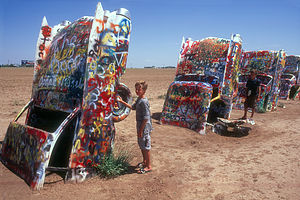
[
  {"left": 284, "top": 55, "right": 300, "bottom": 83},
  {"left": 39, "top": 26, "right": 52, "bottom": 59},
  {"left": 161, "top": 81, "right": 213, "bottom": 134},
  {"left": 162, "top": 34, "right": 243, "bottom": 133},
  {"left": 233, "top": 50, "right": 286, "bottom": 111},
  {"left": 222, "top": 35, "right": 243, "bottom": 99},
  {"left": 33, "top": 17, "right": 52, "bottom": 78},
  {"left": 176, "top": 37, "right": 230, "bottom": 94},
  {"left": 112, "top": 83, "right": 132, "bottom": 122},
  {"left": 68, "top": 4, "right": 131, "bottom": 174},
  {"left": 1, "top": 3, "right": 131, "bottom": 190},
  {"left": 279, "top": 55, "right": 300, "bottom": 100},
  {"left": 279, "top": 74, "right": 297, "bottom": 99},
  {"left": 32, "top": 17, "right": 92, "bottom": 112},
  {"left": 1, "top": 122, "right": 50, "bottom": 189}
]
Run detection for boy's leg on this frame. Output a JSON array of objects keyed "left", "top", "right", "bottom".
[
  {"left": 250, "top": 97, "right": 256, "bottom": 118},
  {"left": 138, "top": 130, "right": 152, "bottom": 172},
  {"left": 250, "top": 107, "right": 255, "bottom": 118},
  {"left": 138, "top": 136, "right": 146, "bottom": 167},
  {"left": 143, "top": 149, "right": 151, "bottom": 170},
  {"left": 141, "top": 149, "right": 146, "bottom": 166},
  {"left": 242, "top": 104, "right": 248, "bottom": 119}
]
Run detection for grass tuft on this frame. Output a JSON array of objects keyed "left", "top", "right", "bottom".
[
  {"left": 257, "top": 107, "right": 266, "bottom": 113},
  {"left": 93, "top": 146, "right": 132, "bottom": 179},
  {"left": 158, "top": 94, "right": 167, "bottom": 99}
]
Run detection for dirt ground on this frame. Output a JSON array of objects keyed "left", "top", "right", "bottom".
[{"left": 0, "top": 67, "right": 300, "bottom": 200}]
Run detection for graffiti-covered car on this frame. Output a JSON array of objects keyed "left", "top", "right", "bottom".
[
  {"left": 0, "top": 3, "right": 132, "bottom": 190},
  {"left": 235, "top": 74, "right": 273, "bottom": 110},
  {"left": 284, "top": 55, "right": 300, "bottom": 81},
  {"left": 280, "top": 55, "right": 300, "bottom": 100},
  {"left": 233, "top": 50, "right": 286, "bottom": 112},
  {"left": 279, "top": 73, "right": 296, "bottom": 99},
  {"left": 160, "top": 34, "right": 242, "bottom": 134}
]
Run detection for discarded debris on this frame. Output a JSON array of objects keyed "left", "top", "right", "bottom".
[
  {"left": 278, "top": 102, "right": 286, "bottom": 108},
  {"left": 211, "top": 117, "right": 253, "bottom": 136}
]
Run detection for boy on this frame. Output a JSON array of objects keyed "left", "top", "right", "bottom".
[
  {"left": 118, "top": 81, "right": 152, "bottom": 173},
  {"left": 241, "top": 70, "right": 261, "bottom": 119}
]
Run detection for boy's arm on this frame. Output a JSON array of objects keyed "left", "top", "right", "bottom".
[
  {"left": 117, "top": 97, "right": 132, "bottom": 109},
  {"left": 257, "top": 85, "right": 261, "bottom": 100}
]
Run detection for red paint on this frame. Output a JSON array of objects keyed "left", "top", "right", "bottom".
[{"left": 41, "top": 26, "right": 51, "bottom": 38}]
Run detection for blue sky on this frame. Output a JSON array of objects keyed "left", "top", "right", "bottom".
[{"left": 0, "top": 0, "right": 299, "bottom": 67}]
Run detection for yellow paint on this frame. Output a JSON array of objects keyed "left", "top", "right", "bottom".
[
  {"left": 210, "top": 94, "right": 221, "bottom": 102},
  {"left": 74, "top": 138, "right": 81, "bottom": 150}
]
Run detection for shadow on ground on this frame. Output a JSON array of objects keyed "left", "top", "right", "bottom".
[{"left": 152, "top": 112, "right": 161, "bottom": 121}]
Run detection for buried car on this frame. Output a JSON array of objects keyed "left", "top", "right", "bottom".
[
  {"left": 0, "top": 2, "right": 132, "bottom": 190},
  {"left": 160, "top": 34, "right": 243, "bottom": 134},
  {"left": 234, "top": 73, "right": 273, "bottom": 111},
  {"left": 279, "top": 73, "right": 297, "bottom": 99},
  {"left": 279, "top": 55, "right": 300, "bottom": 100},
  {"left": 233, "top": 50, "right": 286, "bottom": 112}
]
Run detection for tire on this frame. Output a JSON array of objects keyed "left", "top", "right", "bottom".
[{"left": 112, "top": 83, "right": 132, "bottom": 122}]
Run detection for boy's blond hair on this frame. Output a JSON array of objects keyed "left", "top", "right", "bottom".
[{"left": 135, "top": 80, "right": 148, "bottom": 91}]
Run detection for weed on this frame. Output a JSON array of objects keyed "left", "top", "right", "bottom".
[
  {"left": 93, "top": 145, "right": 132, "bottom": 178},
  {"left": 158, "top": 94, "right": 166, "bottom": 99},
  {"left": 257, "top": 107, "right": 266, "bottom": 113}
]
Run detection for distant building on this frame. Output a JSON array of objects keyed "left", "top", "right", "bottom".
[
  {"left": 163, "top": 66, "right": 175, "bottom": 68},
  {"left": 21, "top": 60, "right": 34, "bottom": 67},
  {"left": 144, "top": 66, "right": 156, "bottom": 68}
]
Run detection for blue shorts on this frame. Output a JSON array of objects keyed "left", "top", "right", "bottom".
[
  {"left": 138, "top": 133, "right": 151, "bottom": 150},
  {"left": 137, "top": 123, "right": 152, "bottom": 150}
]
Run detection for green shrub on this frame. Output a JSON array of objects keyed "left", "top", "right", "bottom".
[
  {"left": 158, "top": 94, "right": 166, "bottom": 99},
  {"left": 257, "top": 106, "right": 266, "bottom": 113},
  {"left": 93, "top": 147, "right": 132, "bottom": 178}
]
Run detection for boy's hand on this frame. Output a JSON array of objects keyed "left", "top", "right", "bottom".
[
  {"left": 116, "top": 95, "right": 124, "bottom": 104},
  {"left": 116, "top": 95, "right": 122, "bottom": 101},
  {"left": 116, "top": 95, "right": 132, "bottom": 109}
]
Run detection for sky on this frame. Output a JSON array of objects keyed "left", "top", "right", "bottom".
[{"left": 0, "top": 0, "right": 299, "bottom": 67}]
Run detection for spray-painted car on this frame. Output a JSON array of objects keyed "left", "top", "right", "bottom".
[
  {"left": 279, "top": 73, "right": 297, "bottom": 99},
  {"left": 284, "top": 55, "right": 300, "bottom": 82},
  {"left": 236, "top": 73, "right": 273, "bottom": 110},
  {"left": 0, "top": 3, "right": 132, "bottom": 190},
  {"left": 233, "top": 50, "right": 286, "bottom": 112},
  {"left": 279, "top": 55, "right": 300, "bottom": 100},
  {"left": 160, "top": 34, "right": 242, "bottom": 134}
]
